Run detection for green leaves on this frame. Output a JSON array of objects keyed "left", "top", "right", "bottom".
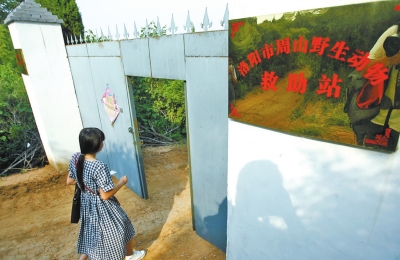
[
  {"left": 140, "top": 21, "right": 167, "bottom": 38},
  {"left": 36, "top": 0, "right": 84, "bottom": 36},
  {"left": 0, "top": 0, "right": 23, "bottom": 22},
  {"left": 131, "top": 77, "right": 186, "bottom": 143}
]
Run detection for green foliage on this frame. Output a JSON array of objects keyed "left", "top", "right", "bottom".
[
  {"left": 290, "top": 107, "right": 304, "bottom": 121},
  {"left": 131, "top": 77, "right": 186, "bottom": 142},
  {"left": 0, "top": 0, "right": 23, "bottom": 22},
  {"left": 140, "top": 21, "right": 167, "bottom": 37},
  {"left": 293, "top": 125, "right": 323, "bottom": 137},
  {"left": 0, "top": 63, "right": 41, "bottom": 170},
  {"left": 0, "top": 25, "right": 16, "bottom": 67},
  {"left": 35, "top": 0, "right": 84, "bottom": 36},
  {"left": 84, "top": 29, "right": 110, "bottom": 43}
]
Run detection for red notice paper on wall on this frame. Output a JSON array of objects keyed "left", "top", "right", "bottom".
[{"left": 101, "top": 86, "right": 120, "bottom": 125}]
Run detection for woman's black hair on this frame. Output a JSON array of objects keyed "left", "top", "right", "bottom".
[{"left": 76, "top": 127, "right": 105, "bottom": 191}]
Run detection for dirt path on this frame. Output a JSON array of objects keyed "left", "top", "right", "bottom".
[{"left": 0, "top": 145, "right": 226, "bottom": 260}]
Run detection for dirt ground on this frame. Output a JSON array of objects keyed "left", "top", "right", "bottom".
[{"left": 0, "top": 145, "right": 226, "bottom": 260}]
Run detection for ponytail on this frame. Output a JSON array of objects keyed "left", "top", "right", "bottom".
[{"left": 76, "top": 153, "right": 85, "bottom": 191}]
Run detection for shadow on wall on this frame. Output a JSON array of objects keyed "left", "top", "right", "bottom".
[
  {"left": 229, "top": 160, "right": 311, "bottom": 260},
  {"left": 201, "top": 197, "right": 227, "bottom": 252},
  {"left": 193, "top": 195, "right": 227, "bottom": 252}
]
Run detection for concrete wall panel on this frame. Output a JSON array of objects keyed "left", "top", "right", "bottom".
[{"left": 149, "top": 35, "right": 185, "bottom": 80}]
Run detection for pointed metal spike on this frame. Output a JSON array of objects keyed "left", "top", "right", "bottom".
[
  {"left": 74, "top": 34, "right": 79, "bottom": 44},
  {"left": 202, "top": 7, "right": 212, "bottom": 32},
  {"left": 115, "top": 25, "right": 120, "bottom": 40},
  {"left": 124, "top": 24, "right": 129, "bottom": 39},
  {"left": 169, "top": 13, "right": 178, "bottom": 35},
  {"left": 66, "top": 34, "right": 70, "bottom": 45},
  {"left": 100, "top": 28, "right": 105, "bottom": 41},
  {"left": 157, "top": 17, "right": 162, "bottom": 36},
  {"left": 79, "top": 34, "right": 83, "bottom": 44},
  {"left": 133, "top": 21, "right": 139, "bottom": 38},
  {"left": 184, "top": 11, "right": 193, "bottom": 33},
  {"left": 145, "top": 19, "right": 149, "bottom": 37},
  {"left": 221, "top": 3, "right": 229, "bottom": 29},
  {"left": 108, "top": 26, "right": 112, "bottom": 40}
]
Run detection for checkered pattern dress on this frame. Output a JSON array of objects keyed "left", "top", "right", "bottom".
[{"left": 68, "top": 152, "right": 136, "bottom": 260}]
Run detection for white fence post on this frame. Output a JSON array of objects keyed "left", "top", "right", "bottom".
[{"left": 5, "top": 0, "right": 83, "bottom": 171}]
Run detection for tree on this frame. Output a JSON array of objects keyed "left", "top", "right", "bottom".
[
  {"left": 0, "top": 63, "right": 46, "bottom": 175},
  {"left": 0, "top": 24, "right": 16, "bottom": 66},
  {"left": 35, "top": 0, "right": 84, "bottom": 36},
  {"left": 0, "top": 0, "right": 23, "bottom": 23},
  {"left": 0, "top": 0, "right": 84, "bottom": 175}
]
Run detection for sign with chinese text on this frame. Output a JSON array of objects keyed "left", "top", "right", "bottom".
[
  {"left": 228, "top": 1, "right": 400, "bottom": 152},
  {"left": 101, "top": 86, "right": 121, "bottom": 125}
]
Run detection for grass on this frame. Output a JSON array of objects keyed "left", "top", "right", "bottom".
[{"left": 289, "top": 99, "right": 350, "bottom": 138}]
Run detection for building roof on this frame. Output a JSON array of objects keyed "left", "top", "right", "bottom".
[{"left": 4, "top": 0, "right": 63, "bottom": 25}]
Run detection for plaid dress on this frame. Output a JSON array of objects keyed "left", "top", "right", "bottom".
[{"left": 68, "top": 152, "right": 135, "bottom": 260}]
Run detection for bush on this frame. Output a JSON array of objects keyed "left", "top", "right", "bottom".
[
  {"left": 131, "top": 77, "right": 186, "bottom": 146},
  {"left": 0, "top": 64, "right": 47, "bottom": 175}
]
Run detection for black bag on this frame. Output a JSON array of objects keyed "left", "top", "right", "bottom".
[
  {"left": 71, "top": 183, "right": 81, "bottom": 223},
  {"left": 71, "top": 153, "right": 81, "bottom": 223},
  {"left": 344, "top": 70, "right": 391, "bottom": 125}
]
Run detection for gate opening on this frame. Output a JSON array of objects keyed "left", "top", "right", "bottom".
[
  {"left": 130, "top": 76, "right": 187, "bottom": 147},
  {"left": 127, "top": 76, "right": 195, "bottom": 242}
]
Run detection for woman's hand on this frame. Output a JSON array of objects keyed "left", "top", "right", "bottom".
[
  {"left": 100, "top": 175, "right": 128, "bottom": 200},
  {"left": 118, "top": 175, "right": 128, "bottom": 185}
]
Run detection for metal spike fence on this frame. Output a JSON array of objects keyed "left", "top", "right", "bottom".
[{"left": 64, "top": 4, "right": 229, "bottom": 45}]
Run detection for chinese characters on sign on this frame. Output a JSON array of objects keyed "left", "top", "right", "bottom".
[
  {"left": 235, "top": 36, "right": 388, "bottom": 99},
  {"left": 228, "top": 1, "right": 400, "bottom": 152}
]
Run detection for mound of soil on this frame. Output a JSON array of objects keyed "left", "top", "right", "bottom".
[{"left": 0, "top": 145, "right": 225, "bottom": 259}]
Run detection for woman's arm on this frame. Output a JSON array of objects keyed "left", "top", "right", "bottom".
[
  {"left": 66, "top": 172, "right": 76, "bottom": 185},
  {"left": 99, "top": 175, "right": 128, "bottom": 200},
  {"left": 361, "top": 25, "right": 400, "bottom": 75}
]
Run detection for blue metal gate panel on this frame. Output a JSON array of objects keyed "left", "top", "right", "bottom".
[
  {"left": 186, "top": 56, "right": 228, "bottom": 251},
  {"left": 88, "top": 56, "right": 147, "bottom": 198},
  {"left": 68, "top": 56, "right": 110, "bottom": 166},
  {"left": 67, "top": 47, "right": 148, "bottom": 199}
]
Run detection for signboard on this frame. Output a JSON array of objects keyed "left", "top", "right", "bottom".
[{"left": 228, "top": 1, "right": 400, "bottom": 152}]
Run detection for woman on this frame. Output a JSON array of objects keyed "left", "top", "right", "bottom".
[{"left": 67, "top": 127, "right": 146, "bottom": 260}]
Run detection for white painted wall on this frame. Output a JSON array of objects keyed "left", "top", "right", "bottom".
[
  {"left": 8, "top": 22, "right": 82, "bottom": 171},
  {"left": 226, "top": 0, "right": 400, "bottom": 259},
  {"left": 227, "top": 121, "right": 400, "bottom": 259}
]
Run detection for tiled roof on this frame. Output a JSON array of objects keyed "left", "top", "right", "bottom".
[{"left": 4, "top": 0, "right": 63, "bottom": 25}]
